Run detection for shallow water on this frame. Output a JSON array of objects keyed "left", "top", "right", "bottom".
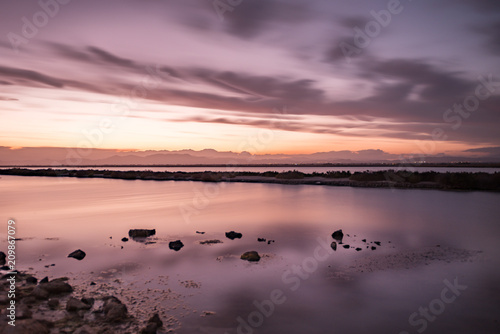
[{"left": 1, "top": 175, "right": 499, "bottom": 333}]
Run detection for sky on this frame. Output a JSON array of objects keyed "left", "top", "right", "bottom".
[{"left": 0, "top": 0, "right": 499, "bottom": 160}]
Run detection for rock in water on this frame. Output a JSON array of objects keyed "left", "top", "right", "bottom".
[
  {"left": 0, "top": 251, "right": 5, "bottom": 265},
  {"left": 331, "top": 229, "right": 344, "bottom": 242},
  {"left": 331, "top": 241, "right": 337, "bottom": 251},
  {"left": 374, "top": 241, "right": 381, "bottom": 246},
  {"left": 225, "top": 231, "right": 243, "bottom": 240},
  {"left": 258, "top": 238, "right": 266, "bottom": 242},
  {"left": 342, "top": 245, "right": 350, "bottom": 249},
  {"left": 68, "top": 249, "right": 86, "bottom": 260},
  {"left": 128, "top": 229, "right": 156, "bottom": 238},
  {"left": 169, "top": 240, "right": 184, "bottom": 251},
  {"left": 121, "top": 237, "right": 129, "bottom": 242},
  {"left": 241, "top": 251, "right": 261, "bottom": 262}
]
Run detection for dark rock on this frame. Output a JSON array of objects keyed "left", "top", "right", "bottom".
[
  {"left": 128, "top": 229, "right": 156, "bottom": 238},
  {"left": 81, "top": 297, "right": 95, "bottom": 307},
  {"left": 26, "top": 276, "right": 38, "bottom": 284},
  {"left": 355, "top": 248, "right": 362, "bottom": 251},
  {"left": 121, "top": 237, "right": 129, "bottom": 242},
  {"left": 40, "top": 276, "right": 49, "bottom": 283},
  {"left": 68, "top": 249, "right": 86, "bottom": 260},
  {"left": 342, "top": 245, "right": 350, "bottom": 249},
  {"left": 148, "top": 313, "right": 163, "bottom": 327},
  {"left": 13, "top": 319, "right": 51, "bottom": 334},
  {"left": 258, "top": 238, "right": 266, "bottom": 242},
  {"left": 362, "top": 239, "right": 367, "bottom": 242},
  {"left": 41, "top": 279, "right": 73, "bottom": 294},
  {"left": 0, "top": 265, "right": 9, "bottom": 270},
  {"left": 103, "top": 296, "right": 128, "bottom": 322},
  {"left": 32, "top": 286, "right": 50, "bottom": 300},
  {"left": 48, "top": 298, "right": 60, "bottom": 309},
  {"left": 66, "top": 297, "right": 92, "bottom": 312},
  {"left": 225, "top": 231, "right": 242, "bottom": 240},
  {"left": 17, "top": 304, "right": 33, "bottom": 319},
  {"left": 0, "top": 251, "right": 5, "bottom": 266},
  {"left": 168, "top": 240, "right": 184, "bottom": 251},
  {"left": 331, "top": 229, "right": 344, "bottom": 242},
  {"left": 371, "top": 246, "right": 377, "bottom": 250},
  {"left": 267, "top": 240, "right": 275, "bottom": 244},
  {"left": 109, "top": 236, "right": 112, "bottom": 239},
  {"left": 141, "top": 323, "right": 158, "bottom": 334},
  {"left": 374, "top": 241, "right": 381, "bottom": 246},
  {"left": 241, "top": 251, "right": 261, "bottom": 262},
  {"left": 331, "top": 241, "right": 337, "bottom": 251},
  {"left": 196, "top": 231, "right": 205, "bottom": 234},
  {"left": 90, "top": 282, "right": 96, "bottom": 286}
]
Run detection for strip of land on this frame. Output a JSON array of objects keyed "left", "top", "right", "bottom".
[{"left": 1, "top": 168, "right": 499, "bottom": 191}]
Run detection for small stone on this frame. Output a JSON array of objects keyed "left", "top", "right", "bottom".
[
  {"left": 225, "top": 231, "right": 242, "bottom": 240},
  {"left": 121, "top": 237, "right": 129, "bottom": 242},
  {"left": 362, "top": 239, "right": 367, "bottom": 242},
  {"left": 257, "top": 238, "right": 266, "bottom": 242},
  {"left": 128, "top": 229, "right": 156, "bottom": 238},
  {"left": 332, "top": 229, "right": 344, "bottom": 242},
  {"left": 355, "top": 248, "right": 362, "bottom": 251},
  {"left": 374, "top": 241, "right": 381, "bottom": 246},
  {"left": 168, "top": 240, "right": 184, "bottom": 251},
  {"left": 0, "top": 251, "right": 6, "bottom": 266},
  {"left": 330, "top": 241, "right": 337, "bottom": 251},
  {"left": 26, "top": 276, "right": 38, "bottom": 284},
  {"left": 40, "top": 277, "right": 49, "bottom": 284},
  {"left": 343, "top": 245, "right": 350, "bottom": 249},
  {"left": 66, "top": 297, "right": 92, "bottom": 311},
  {"left": 148, "top": 313, "right": 163, "bottom": 327},
  {"left": 90, "top": 282, "right": 96, "bottom": 286},
  {"left": 141, "top": 323, "right": 158, "bottom": 334},
  {"left": 103, "top": 296, "right": 128, "bottom": 322},
  {"left": 371, "top": 246, "right": 377, "bottom": 250},
  {"left": 68, "top": 249, "right": 86, "bottom": 260},
  {"left": 267, "top": 240, "right": 275, "bottom": 244},
  {"left": 241, "top": 251, "right": 261, "bottom": 262}
]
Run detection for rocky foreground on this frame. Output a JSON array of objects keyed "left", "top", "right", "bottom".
[{"left": 0, "top": 271, "right": 164, "bottom": 334}]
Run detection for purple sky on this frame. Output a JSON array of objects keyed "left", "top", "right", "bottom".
[{"left": 1, "top": 0, "right": 499, "bottom": 159}]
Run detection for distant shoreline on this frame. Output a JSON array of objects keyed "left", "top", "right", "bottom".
[
  {"left": 1, "top": 168, "right": 499, "bottom": 192},
  {"left": 1, "top": 162, "right": 500, "bottom": 168}
]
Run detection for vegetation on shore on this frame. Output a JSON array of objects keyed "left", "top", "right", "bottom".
[{"left": 0, "top": 168, "right": 499, "bottom": 191}]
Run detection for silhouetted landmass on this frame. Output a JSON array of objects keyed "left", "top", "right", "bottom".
[{"left": 0, "top": 168, "right": 499, "bottom": 191}]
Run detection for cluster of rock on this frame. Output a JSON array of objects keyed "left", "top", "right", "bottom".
[
  {"left": 0, "top": 272, "right": 164, "bottom": 333},
  {"left": 330, "top": 229, "right": 384, "bottom": 252}
]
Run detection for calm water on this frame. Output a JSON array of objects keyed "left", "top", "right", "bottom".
[
  {"left": 1, "top": 175, "right": 499, "bottom": 333},
  {"left": 2, "top": 166, "right": 500, "bottom": 174}
]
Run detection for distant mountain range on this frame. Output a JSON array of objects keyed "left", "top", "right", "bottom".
[{"left": 1, "top": 146, "right": 499, "bottom": 166}]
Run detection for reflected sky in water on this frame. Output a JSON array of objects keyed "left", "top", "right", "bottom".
[{"left": 0, "top": 175, "right": 499, "bottom": 333}]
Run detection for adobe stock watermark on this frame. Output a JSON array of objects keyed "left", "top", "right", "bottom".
[
  {"left": 384, "top": 74, "right": 500, "bottom": 187},
  {"left": 213, "top": 0, "right": 245, "bottom": 21},
  {"left": 7, "top": 0, "right": 72, "bottom": 53},
  {"left": 62, "top": 65, "right": 168, "bottom": 166},
  {"left": 399, "top": 277, "right": 467, "bottom": 334},
  {"left": 178, "top": 106, "right": 289, "bottom": 225},
  {"left": 340, "top": 0, "right": 413, "bottom": 63},
  {"left": 226, "top": 236, "right": 335, "bottom": 334}
]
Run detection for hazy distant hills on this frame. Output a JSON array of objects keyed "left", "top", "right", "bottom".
[{"left": 1, "top": 146, "right": 499, "bottom": 166}]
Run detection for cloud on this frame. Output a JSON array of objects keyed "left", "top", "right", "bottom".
[
  {"left": 471, "top": 20, "right": 500, "bottom": 56},
  {"left": 220, "top": 0, "right": 312, "bottom": 39},
  {"left": 0, "top": 96, "right": 18, "bottom": 101},
  {"left": 0, "top": 65, "right": 65, "bottom": 88}
]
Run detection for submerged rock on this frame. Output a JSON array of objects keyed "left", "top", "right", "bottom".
[
  {"left": 241, "top": 251, "right": 261, "bottom": 262},
  {"left": 225, "top": 231, "right": 243, "bottom": 240},
  {"left": 68, "top": 249, "right": 86, "bottom": 260},
  {"left": 128, "top": 229, "right": 156, "bottom": 238},
  {"left": 169, "top": 240, "right": 184, "bottom": 251},
  {"left": 331, "top": 241, "right": 337, "bottom": 251},
  {"left": 199, "top": 239, "right": 222, "bottom": 245},
  {"left": 332, "top": 229, "right": 344, "bottom": 242}
]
